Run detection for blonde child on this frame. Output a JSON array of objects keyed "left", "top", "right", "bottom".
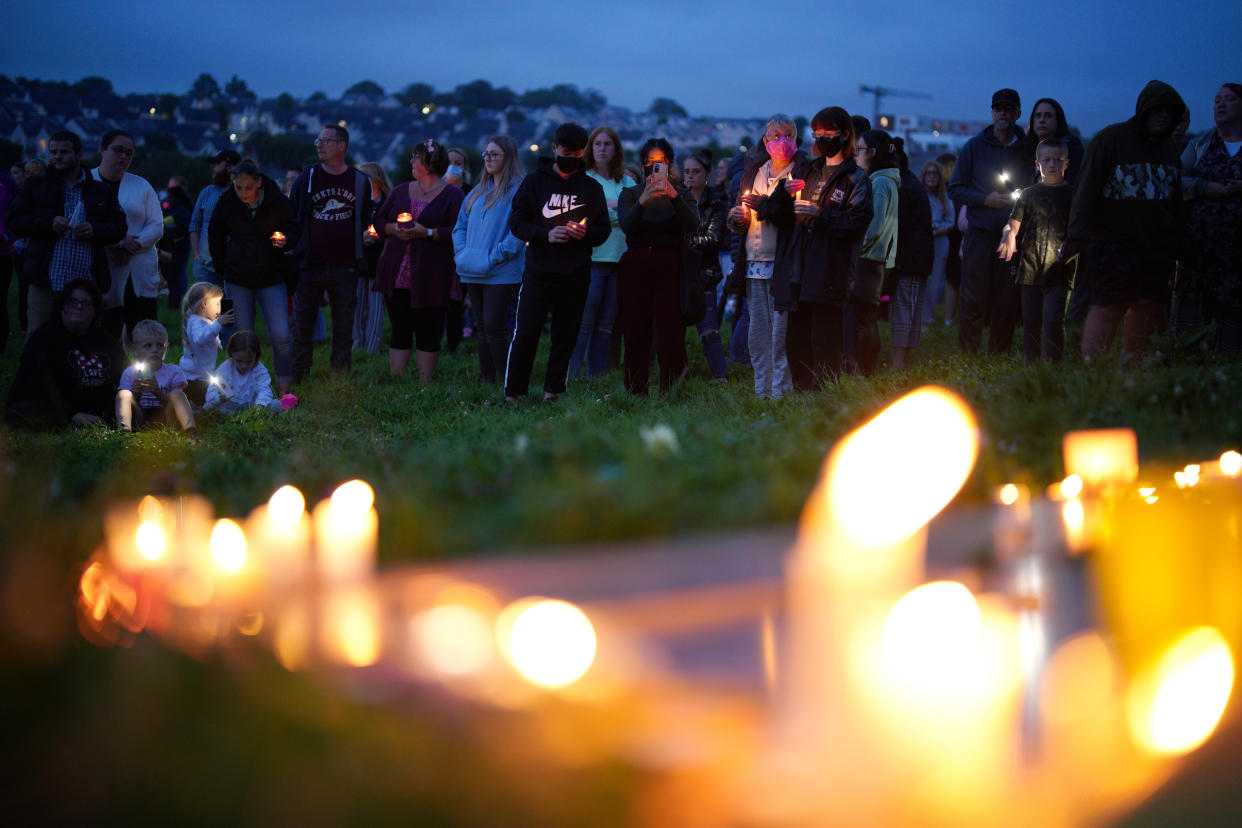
[
  {"left": 116, "top": 319, "right": 198, "bottom": 437},
  {"left": 178, "top": 282, "right": 234, "bottom": 406},
  {"left": 204, "top": 331, "right": 283, "bottom": 413}
]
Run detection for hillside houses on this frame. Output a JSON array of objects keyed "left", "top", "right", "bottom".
[{"left": 0, "top": 76, "right": 769, "bottom": 176}]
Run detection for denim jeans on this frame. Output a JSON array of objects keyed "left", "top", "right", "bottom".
[
  {"left": 694, "top": 288, "right": 728, "bottom": 379},
  {"left": 746, "top": 276, "right": 790, "bottom": 399},
  {"left": 226, "top": 281, "right": 293, "bottom": 382},
  {"left": 353, "top": 277, "right": 385, "bottom": 354},
  {"left": 568, "top": 262, "right": 618, "bottom": 379},
  {"left": 729, "top": 298, "right": 750, "bottom": 366},
  {"left": 292, "top": 264, "right": 358, "bottom": 378},
  {"left": 193, "top": 258, "right": 223, "bottom": 289}
]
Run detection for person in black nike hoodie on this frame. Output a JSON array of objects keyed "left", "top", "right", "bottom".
[
  {"left": 504, "top": 122, "right": 609, "bottom": 401},
  {"left": 1065, "top": 80, "right": 1186, "bottom": 359}
]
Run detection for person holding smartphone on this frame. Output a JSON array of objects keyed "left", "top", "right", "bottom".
[{"left": 616, "top": 138, "right": 701, "bottom": 395}]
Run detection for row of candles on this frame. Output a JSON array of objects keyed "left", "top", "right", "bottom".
[{"left": 76, "top": 386, "right": 1242, "bottom": 825}]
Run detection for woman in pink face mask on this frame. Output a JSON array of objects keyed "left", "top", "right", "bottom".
[{"left": 724, "top": 115, "right": 803, "bottom": 399}]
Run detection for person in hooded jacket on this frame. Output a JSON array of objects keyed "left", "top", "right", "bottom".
[
  {"left": 504, "top": 122, "right": 610, "bottom": 402},
  {"left": 207, "top": 160, "right": 298, "bottom": 393},
  {"left": 948, "top": 88, "right": 1030, "bottom": 355},
  {"left": 1063, "top": 80, "right": 1187, "bottom": 358},
  {"left": 851, "top": 129, "right": 900, "bottom": 376},
  {"left": 763, "top": 106, "right": 871, "bottom": 388}
]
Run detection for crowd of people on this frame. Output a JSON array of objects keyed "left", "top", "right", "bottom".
[{"left": 1, "top": 79, "right": 1239, "bottom": 433}]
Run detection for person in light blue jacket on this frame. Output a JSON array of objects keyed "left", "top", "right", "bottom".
[{"left": 452, "top": 135, "right": 526, "bottom": 383}]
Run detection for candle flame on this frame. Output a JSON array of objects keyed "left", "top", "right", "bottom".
[
  {"left": 416, "top": 604, "right": 494, "bottom": 676},
  {"left": 499, "top": 598, "right": 596, "bottom": 688},
  {"left": 210, "top": 518, "right": 247, "bottom": 573},
  {"left": 819, "top": 386, "right": 977, "bottom": 548},
  {"left": 1220, "top": 450, "right": 1242, "bottom": 477},
  {"left": 135, "top": 521, "right": 165, "bottom": 562},
  {"left": 884, "top": 581, "right": 981, "bottom": 689},
  {"left": 330, "top": 479, "right": 374, "bottom": 517},
  {"left": 999, "top": 483, "right": 1020, "bottom": 506},
  {"left": 1127, "top": 626, "right": 1234, "bottom": 755},
  {"left": 268, "top": 485, "right": 306, "bottom": 528},
  {"left": 1060, "top": 474, "right": 1084, "bottom": 499}
]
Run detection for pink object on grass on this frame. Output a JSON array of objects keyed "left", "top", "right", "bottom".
[{"left": 280, "top": 394, "right": 299, "bottom": 410}]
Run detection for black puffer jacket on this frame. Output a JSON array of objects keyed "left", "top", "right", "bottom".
[
  {"left": 892, "top": 168, "right": 934, "bottom": 280},
  {"left": 761, "top": 155, "right": 872, "bottom": 309},
  {"left": 207, "top": 176, "right": 298, "bottom": 289}
]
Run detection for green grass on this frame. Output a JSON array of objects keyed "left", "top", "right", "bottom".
[{"left": 3, "top": 295, "right": 1241, "bottom": 823}]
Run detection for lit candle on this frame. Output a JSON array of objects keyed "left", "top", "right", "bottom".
[
  {"left": 396, "top": 212, "right": 414, "bottom": 228},
  {"left": 1062, "top": 428, "right": 1138, "bottom": 489},
  {"left": 312, "top": 480, "right": 377, "bottom": 583},
  {"left": 365, "top": 223, "right": 378, "bottom": 240},
  {"left": 244, "top": 484, "right": 311, "bottom": 594},
  {"left": 270, "top": 231, "right": 285, "bottom": 244},
  {"left": 320, "top": 584, "right": 383, "bottom": 667}
]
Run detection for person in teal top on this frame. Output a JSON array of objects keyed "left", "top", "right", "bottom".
[{"left": 569, "top": 126, "right": 637, "bottom": 379}]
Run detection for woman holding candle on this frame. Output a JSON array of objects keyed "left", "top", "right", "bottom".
[
  {"left": 91, "top": 130, "right": 164, "bottom": 344},
  {"left": 354, "top": 162, "right": 391, "bottom": 356},
  {"left": 372, "top": 139, "right": 465, "bottom": 381},
  {"left": 206, "top": 160, "right": 297, "bottom": 394},
  {"left": 1175, "top": 83, "right": 1242, "bottom": 354},
  {"left": 616, "top": 138, "right": 700, "bottom": 395},
  {"left": 764, "top": 106, "right": 872, "bottom": 387},
  {"left": 452, "top": 135, "right": 526, "bottom": 383}
]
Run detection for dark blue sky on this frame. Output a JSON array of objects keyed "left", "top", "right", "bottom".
[{"left": 4, "top": 0, "right": 1236, "bottom": 135}]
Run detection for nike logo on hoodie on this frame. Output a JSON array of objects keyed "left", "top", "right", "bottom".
[{"left": 541, "top": 194, "right": 584, "bottom": 219}]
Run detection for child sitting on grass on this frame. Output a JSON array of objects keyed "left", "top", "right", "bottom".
[
  {"left": 178, "top": 281, "right": 234, "bottom": 406},
  {"left": 116, "top": 319, "right": 198, "bottom": 437},
  {"left": 204, "top": 331, "right": 283, "bottom": 413},
  {"left": 998, "top": 137, "right": 1077, "bottom": 363}
]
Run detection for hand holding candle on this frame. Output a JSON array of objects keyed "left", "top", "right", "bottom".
[
  {"left": 566, "top": 217, "right": 587, "bottom": 239},
  {"left": 270, "top": 231, "right": 286, "bottom": 248},
  {"left": 396, "top": 212, "right": 414, "bottom": 228}
]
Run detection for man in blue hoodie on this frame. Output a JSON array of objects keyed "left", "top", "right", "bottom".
[
  {"left": 504, "top": 123, "right": 610, "bottom": 402},
  {"left": 948, "top": 89, "right": 1029, "bottom": 355}
]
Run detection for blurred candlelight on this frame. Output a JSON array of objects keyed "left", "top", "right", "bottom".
[
  {"left": 1063, "top": 429, "right": 1138, "bottom": 488},
  {"left": 1220, "top": 450, "right": 1242, "bottom": 477},
  {"left": 1127, "top": 626, "right": 1234, "bottom": 755},
  {"left": 999, "top": 483, "right": 1020, "bottom": 506},
  {"left": 313, "top": 480, "right": 377, "bottom": 582},
  {"left": 245, "top": 485, "right": 310, "bottom": 593},
  {"left": 320, "top": 586, "right": 382, "bottom": 667},
  {"left": 1060, "top": 474, "right": 1084, "bottom": 499},
  {"left": 415, "top": 603, "right": 494, "bottom": 677},
  {"left": 269, "top": 231, "right": 285, "bottom": 243},
  {"left": 210, "top": 519, "right": 247, "bottom": 573},
  {"left": 498, "top": 597, "right": 597, "bottom": 688}
]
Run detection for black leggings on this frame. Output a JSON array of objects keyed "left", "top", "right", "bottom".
[
  {"left": 386, "top": 289, "right": 446, "bottom": 351},
  {"left": 102, "top": 279, "right": 158, "bottom": 342}
]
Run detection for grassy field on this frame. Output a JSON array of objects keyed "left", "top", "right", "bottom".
[{"left": 3, "top": 296, "right": 1241, "bottom": 823}]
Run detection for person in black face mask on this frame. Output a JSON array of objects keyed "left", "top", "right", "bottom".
[
  {"left": 505, "top": 122, "right": 610, "bottom": 402},
  {"left": 763, "top": 106, "right": 873, "bottom": 388}
]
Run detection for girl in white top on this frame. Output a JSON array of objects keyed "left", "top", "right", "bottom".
[
  {"left": 91, "top": 129, "right": 164, "bottom": 344},
  {"left": 178, "top": 281, "right": 233, "bottom": 406},
  {"left": 205, "top": 331, "right": 282, "bottom": 413}
]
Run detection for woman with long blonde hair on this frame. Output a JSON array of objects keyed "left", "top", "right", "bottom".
[
  {"left": 355, "top": 162, "right": 391, "bottom": 354},
  {"left": 451, "top": 135, "right": 527, "bottom": 382}
]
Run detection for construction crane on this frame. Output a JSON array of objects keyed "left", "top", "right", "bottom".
[{"left": 858, "top": 85, "right": 933, "bottom": 128}]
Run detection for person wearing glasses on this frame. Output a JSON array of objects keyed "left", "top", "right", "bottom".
[
  {"left": 5, "top": 279, "right": 127, "bottom": 429},
  {"left": 89, "top": 130, "right": 163, "bottom": 344},
  {"left": 288, "top": 124, "right": 375, "bottom": 380},
  {"left": 452, "top": 135, "right": 526, "bottom": 383}
]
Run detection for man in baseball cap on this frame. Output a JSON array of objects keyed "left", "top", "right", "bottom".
[
  {"left": 189, "top": 149, "right": 241, "bottom": 289},
  {"left": 947, "top": 87, "right": 1028, "bottom": 354}
]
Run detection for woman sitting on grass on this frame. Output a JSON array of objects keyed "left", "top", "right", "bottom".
[{"left": 5, "top": 279, "right": 126, "bottom": 430}]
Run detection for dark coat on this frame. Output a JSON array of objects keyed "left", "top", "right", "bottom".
[
  {"left": 207, "top": 176, "right": 298, "bottom": 289},
  {"left": 617, "top": 182, "right": 704, "bottom": 324},
  {"left": 8, "top": 170, "right": 127, "bottom": 291},
  {"left": 892, "top": 168, "right": 935, "bottom": 281},
  {"left": 762, "top": 156, "right": 873, "bottom": 309},
  {"left": 688, "top": 185, "right": 728, "bottom": 288},
  {"left": 371, "top": 182, "right": 464, "bottom": 308},
  {"left": 5, "top": 316, "right": 126, "bottom": 429}
]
